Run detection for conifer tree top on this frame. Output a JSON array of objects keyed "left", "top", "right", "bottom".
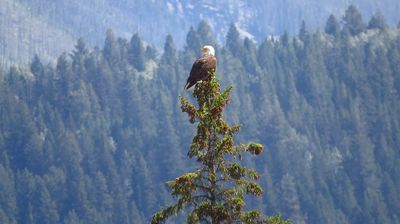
[{"left": 152, "top": 73, "right": 288, "bottom": 224}]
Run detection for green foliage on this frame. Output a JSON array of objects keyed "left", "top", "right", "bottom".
[{"left": 152, "top": 73, "right": 287, "bottom": 223}]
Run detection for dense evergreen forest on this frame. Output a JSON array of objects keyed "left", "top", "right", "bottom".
[{"left": 1, "top": 6, "right": 400, "bottom": 223}]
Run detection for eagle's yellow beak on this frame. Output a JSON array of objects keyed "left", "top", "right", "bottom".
[{"left": 200, "top": 47, "right": 207, "bottom": 52}]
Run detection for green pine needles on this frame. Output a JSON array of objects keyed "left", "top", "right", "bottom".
[{"left": 152, "top": 72, "right": 288, "bottom": 224}]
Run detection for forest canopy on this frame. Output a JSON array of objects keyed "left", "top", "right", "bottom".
[{"left": 0, "top": 6, "right": 400, "bottom": 224}]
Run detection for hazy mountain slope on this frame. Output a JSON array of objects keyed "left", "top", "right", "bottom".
[
  {"left": 244, "top": 0, "right": 400, "bottom": 37},
  {"left": 0, "top": 0, "right": 75, "bottom": 67},
  {"left": 1, "top": 0, "right": 400, "bottom": 65}
]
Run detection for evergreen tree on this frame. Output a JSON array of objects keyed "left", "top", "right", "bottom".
[
  {"left": 226, "top": 23, "right": 243, "bottom": 57},
  {"left": 55, "top": 53, "right": 74, "bottom": 115},
  {"left": 30, "top": 55, "right": 44, "bottom": 77},
  {"left": 367, "top": 12, "right": 387, "bottom": 30},
  {"left": 64, "top": 210, "right": 82, "bottom": 224},
  {"left": 159, "top": 35, "right": 179, "bottom": 88},
  {"left": 279, "top": 174, "right": 305, "bottom": 224},
  {"left": 243, "top": 38, "right": 258, "bottom": 74},
  {"left": 103, "top": 29, "right": 120, "bottom": 66},
  {"left": 257, "top": 38, "right": 274, "bottom": 71},
  {"left": 128, "top": 33, "right": 146, "bottom": 71},
  {"left": 152, "top": 73, "right": 287, "bottom": 223},
  {"left": 197, "top": 20, "right": 217, "bottom": 48},
  {"left": 0, "top": 165, "right": 16, "bottom": 223},
  {"left": 36, "top": 181, "right": 60, "bottom": 224},
  {"left": 160, "top": 35, "right": 176, "bottom": 66},
  {"left": 186, "top": 26, "right": 202, "bottom": 57},
  {"left": 183, "top": 27, "right": 201, "bottom": 70},
  {"left": 299, "top": 20, "right": 309, "bottom": 42},
  {"left": 145, "top": 45, "right": 158, "bottom": 60},
  {"left": 281, "top": 31, "right": 290, "bottom": 46},
  {"left": 342, "top": 5, "right": 365, "bottom": 36},
  {"left": 325, "top": 15, "right": 340, "bottom": 37},
  {"left": 71, "top": 38, "right": 89, "bottom": 76}
]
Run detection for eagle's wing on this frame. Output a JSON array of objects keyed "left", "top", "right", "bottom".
[{"left": 185, "top": 56, "right": 216, "bottom": 90}]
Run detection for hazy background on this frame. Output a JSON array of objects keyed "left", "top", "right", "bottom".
[{"left": 1, "top": 0, "right": 399, "bottom": 65}]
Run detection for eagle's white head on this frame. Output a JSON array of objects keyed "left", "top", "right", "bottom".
[{"left": 200, "top": 45, "right": 215, "bottom": 56}]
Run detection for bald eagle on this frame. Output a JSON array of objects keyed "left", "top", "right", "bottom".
[{"left": 184, "top": 45, "right": 216, "bottom": 90}]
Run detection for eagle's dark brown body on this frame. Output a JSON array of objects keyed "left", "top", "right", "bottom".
[{"left": 184, "top": 55, "right": 217, "bottom": 90}]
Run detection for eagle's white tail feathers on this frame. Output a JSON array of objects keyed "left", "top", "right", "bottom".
[
  {"left": 184, "top": 80, "right": 203, "bottom": 91},
  {"left": 184, "top": 82, "right": 191, "bottom": 90},
  {"left": 186, "top": 84, "right": 196, "bottom": 91}
]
